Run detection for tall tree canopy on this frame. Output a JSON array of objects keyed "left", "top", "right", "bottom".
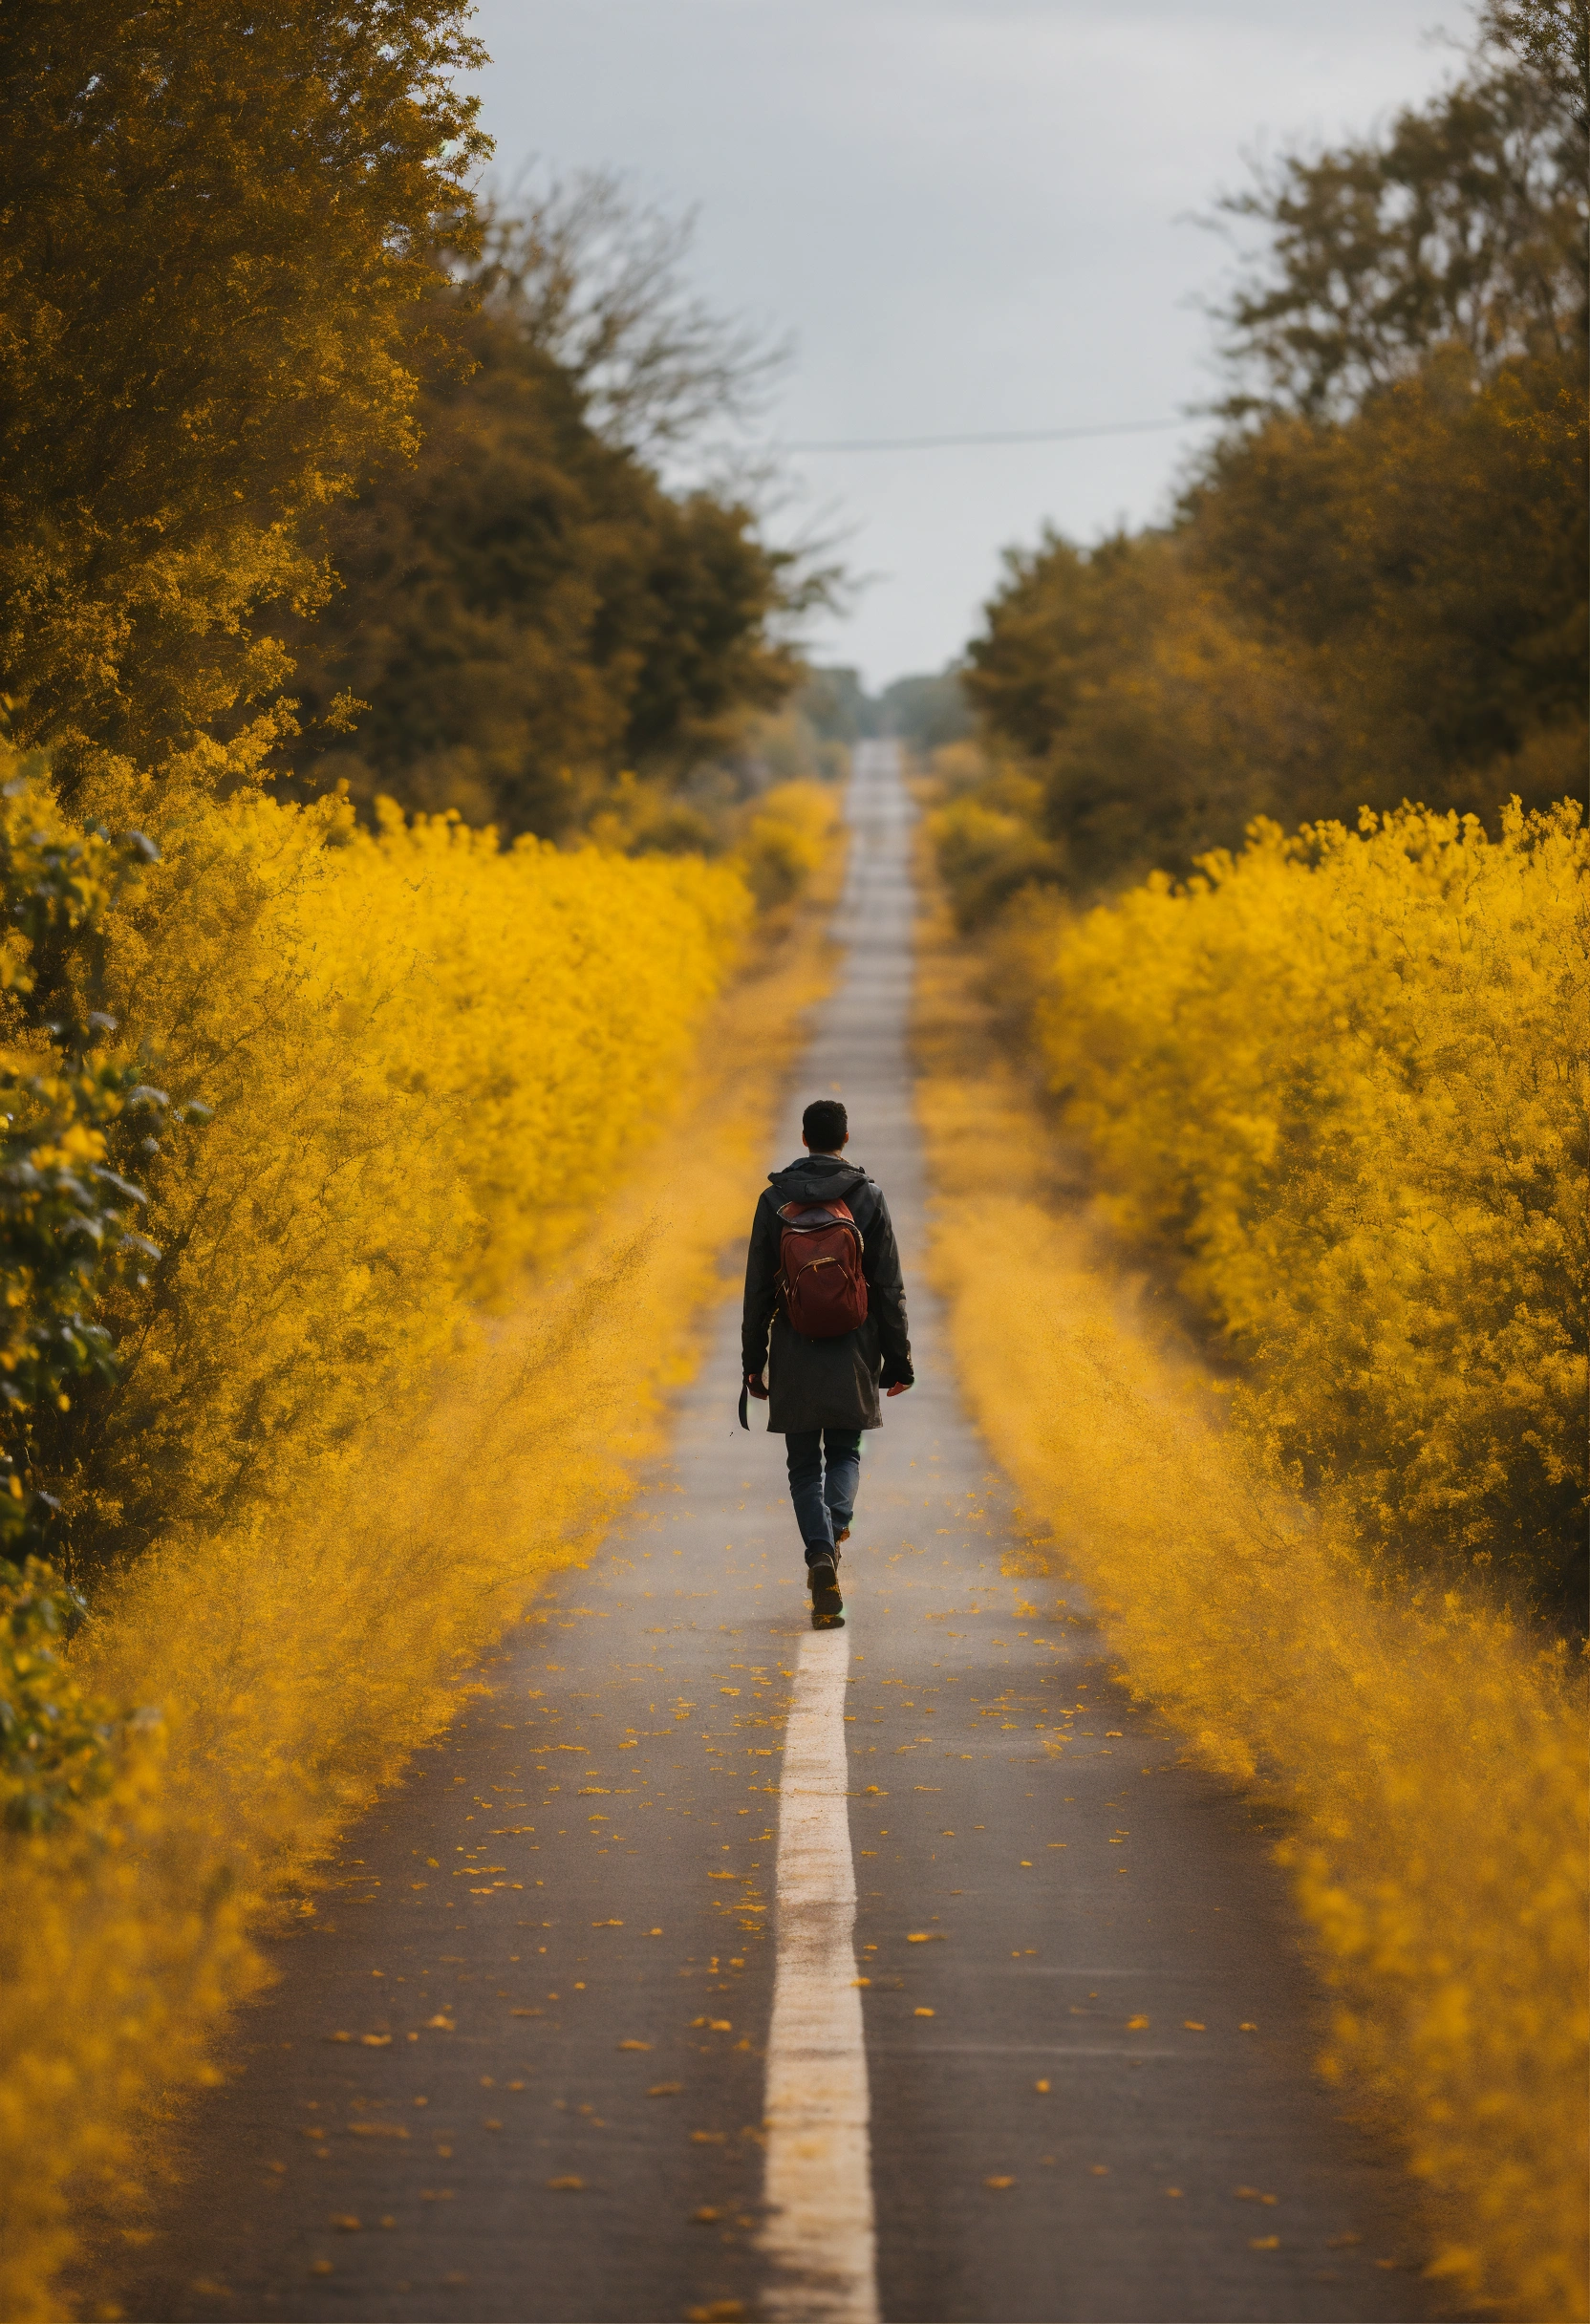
[
  {"left": 956, "top": 6, "right": 1586, "bottom": 908},
  {"left": 282, "top": 178, "right": 817, "bottom": 837},
  {"left": 0, "top": 1, "right": 488, "bottom": 800},
  {"left": 1211, "top": 54, "right": 1585, "bottom": 419}
]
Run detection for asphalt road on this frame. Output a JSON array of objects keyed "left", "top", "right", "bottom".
[{"left": 112, "top": 742, "right": 1436, "bottom": 2324}]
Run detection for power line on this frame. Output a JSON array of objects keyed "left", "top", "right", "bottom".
[{"left": 777, "top": 416, "right": 1188, "bottom": 455}]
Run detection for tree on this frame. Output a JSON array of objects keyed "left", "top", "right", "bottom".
[
  {"left": 281, "top": 183, "right": 820, "bottom": 836},
  {"left": 1187, "top": 348, "right": 1587, "bottom": 807},
  {"left": 1483, "top": 0, "right": 1589, "bottom": 130},
  {"left": 794, "top": 669, "right": 878, "bottom": 747},
  {"left": 1209, "top": 54, "right": 1585, "bottom": 419},
  {"left": 964, "top": 531, "right": 1323, "bottom": 892},
  {"left": 878, "top": 669, "right": 973, "bottom": 753},
  {"left": 955, "top": 13, "right": 1586, "bottom": 906},
  {"left": 471, "top": 173, "right": 785, "bottom": 466},
  {"left": 0, "top": 0, "right": 487, "bottom": 801}
]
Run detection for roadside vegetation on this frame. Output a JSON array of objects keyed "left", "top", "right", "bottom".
[
  {"left": 916, "top": 902, "right": 1586, "bottom": 2323},
  {"left": 1040, "top": 800, "right": 1586, "bottom": 1628},
  {"left": 923, "top": 2, "right": 1587, "bottom": 2313},
  {"left": 0, "top": 8, "right": 846, "bottom": 2312},
  {"left": 932, "top": 0, "right": 1584, "bottom": 915},
  {"left": 2, "top": 803, "right": 838, "bottom": 2318}
]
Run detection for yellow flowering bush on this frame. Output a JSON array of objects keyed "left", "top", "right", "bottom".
[
  {"left": 59, "top": 792, "right": 750, "bottom": 1577},
  {"left": 0, "top": 778, "right": 841, "bottom": 2319},
  {"left": 737, "top": 778, "right": 843, "bottom": 909},
  {"left": 1035, "top": 801, "right": 1588, "bottom": 1620},
  {"left": 915, "top": 898, "right": 1588, "bottom": 2322}
]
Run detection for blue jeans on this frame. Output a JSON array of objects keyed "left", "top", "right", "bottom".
[{"left": 785, "top": 1429, "right": 863, "bottom": 1564}]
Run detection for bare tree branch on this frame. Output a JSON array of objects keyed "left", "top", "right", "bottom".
[
  {"left": 1199, "top": 32, "right": 1586, "bottom": 421},
  {"left": 466, "top": 167, "right": 790, "bottom": 467}
]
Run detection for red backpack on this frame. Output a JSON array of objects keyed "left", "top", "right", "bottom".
[{"left": 777, "top": 1198, "right": 869, "bottom": 1338}]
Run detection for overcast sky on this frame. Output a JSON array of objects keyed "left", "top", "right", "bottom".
[{"left": 469, "top": 0, "right": 1469, "bottom": 690}]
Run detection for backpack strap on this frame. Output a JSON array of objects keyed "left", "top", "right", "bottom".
[{"left": 776, "top": 1197, "right": 864, "bottom": 1244}]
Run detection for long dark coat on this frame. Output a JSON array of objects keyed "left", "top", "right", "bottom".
[{"left": 741, "top": 1153, "right": 913, "bottom": 1433}]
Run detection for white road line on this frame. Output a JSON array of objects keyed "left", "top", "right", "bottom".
[{"left": 761, "top": 1626, "right": 880, "bottom": 2324}]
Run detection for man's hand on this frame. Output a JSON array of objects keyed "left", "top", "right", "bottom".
[
  {"left": 886, "top": 1380, "right": 913, "bottom": 1398},
  {"left": 745, "top": 1371, "right": 769, "bottom": 1401}
]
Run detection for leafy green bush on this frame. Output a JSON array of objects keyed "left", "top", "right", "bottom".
[
  {"left": 0, "top": 747, "right": 185, "bottom": 1571},
  {"left": 0, "top": 1560, "right": 129, "bottom": 1832}
]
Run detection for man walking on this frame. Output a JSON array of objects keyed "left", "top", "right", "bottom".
[{"left": 741, "top": 1098, "right": 913, "bottom": 1628}]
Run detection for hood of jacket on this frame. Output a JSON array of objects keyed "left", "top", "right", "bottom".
[{"left": 766, "top": 1153, "right": 870, "bottom": 1209}]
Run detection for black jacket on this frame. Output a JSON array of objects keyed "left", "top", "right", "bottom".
[{"left": 741, "top": 1153, "right": 913, "bottom": 1433}]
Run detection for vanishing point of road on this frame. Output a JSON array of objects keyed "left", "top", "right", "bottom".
[{"left": 115, "top": 743, "right": 1433, "bottom": 2324}]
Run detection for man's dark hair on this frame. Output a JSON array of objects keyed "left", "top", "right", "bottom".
[{"left": 803, "top": 1098, "right": 848, "bottom": 1151}]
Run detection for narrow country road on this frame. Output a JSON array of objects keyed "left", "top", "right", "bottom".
[{"left": 114, "top": 743, "right": 1434, "bottom": 2324}]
